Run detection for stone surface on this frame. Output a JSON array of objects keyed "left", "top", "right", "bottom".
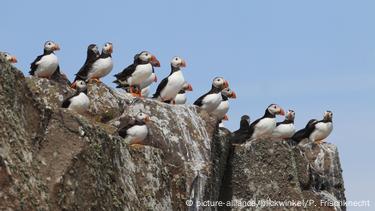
[{"left": 0, "top": 58, "right": 345, "bottom": 211}]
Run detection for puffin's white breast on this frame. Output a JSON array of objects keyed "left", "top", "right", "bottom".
[
  {"left": 309, "top": 122, "right": 333, "bottom": 142},
  {"left": 68, "top": 93, "right": 90, "bottom": 113},
  {"left": 141, "top": 87, "right": 150, "bottom": 97},
  {"left": 212, "top": 100, "right": 229, "bottom": 120},
  {"left": 140, "top": 73, "right": 156, "bottom": 89},
  {"left": 160, "top": 71, "right": 185, "bottom": 101},
  {"left": 128, "top": 63, "right": 153, "bottom": 86},
  {"left": 35, "top": 54, "right": 59, "bottom": 77},
  {"left": 252, "top": 118, "right": 276, "bottom": 139},
  {"left": 173, "top": 93, "right": 187, "bottom": 104},
  {"left": 126, "top": 125, "right": 148, "bottom": 142},
  {"left": 272, "top": 123, "right": 295, "bottom": 139},
  {"left": 88, "top": 57, "right": 113, "bottom": 79},
  {"left": 201, "top": 93, "right": 222, "bottom": 113}
]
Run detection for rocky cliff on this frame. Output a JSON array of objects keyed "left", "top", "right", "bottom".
[{"left": 0, "top": 58, "right": 345, "bottom": 211}]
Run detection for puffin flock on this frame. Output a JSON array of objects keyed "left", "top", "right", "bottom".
[{"left": 0, "top": 41, "right": 333, "bottom": 146}]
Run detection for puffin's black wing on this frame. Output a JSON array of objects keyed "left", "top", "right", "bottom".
[
  {"left": 114, "top": 63, "right": 137, "bottom": 81},
  {"left": 247, "top": 117, "right": 263, "bottom": 139},
  {"left": 153, "top": 77, "right": 169, "bottom": 98},
  {"left": 74, "top": 61, "right": 95, "bottom": 82},
  {"left": 61, "top": 91, "right": 79, "bottom": 108},
  {"left": 29, "top": 54, "right": 43, "bottom": 75},
  {"left": 291, "top": 119, "right": 317, "bottom": 143},
  {"left": 276, "top": 120, "right": 287, "bottom": 127},
  {"left": 193, "top": 91, "right": 211, "bottom": 107}
]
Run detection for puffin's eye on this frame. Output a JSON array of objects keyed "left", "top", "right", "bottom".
[{"left": 175, "top": 58, "right": 178, "bottom": 61}]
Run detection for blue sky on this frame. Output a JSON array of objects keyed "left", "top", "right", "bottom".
[{"left": 2, "top": 0, "right": 375, "bottom": 209}]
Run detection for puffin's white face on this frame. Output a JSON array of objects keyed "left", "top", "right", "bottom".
[
  {"left": 1, "top": 52, "right": 17, "bottom": 63},
  {"left": 171, "top": 56, "right": 186, "bottom": 68},
  {"left": 221, "top": 88, "right": 237, "bottom": 98},
  {"left": 136, "top": 112, "right": 150, "bottom": 123},
  {"left": 75, "top": 80, "right": 87, "bottom": 91},
  {"left": 267, "top": 104, "right": 285, "bottom": 116},
  {"left": 212, "top": 77, "right": 229, "bottom": 89},
  {"left": 44, "top": 41, "right": 60, "bottom": 51},
  {"left": 102, "top": 42, "right": 113, "bottom": 54},
  {"left": 324, "top": 110, "right": 333, "bottom": 121},
  {"left": 286, "top": 110, "right": 295, "bottom": 120}
]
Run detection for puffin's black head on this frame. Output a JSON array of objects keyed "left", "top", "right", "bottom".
[
  {"left": 102, "top": 42, "right": 113, "bottom": 54},
  {"left": 286, "top": 110, "right": 295, "bottom": 121},
  {"left": 74, "top": 80, "right": 87, "bottom": 92},
  {"left": 135, "top": 112, "right": 150, "bottom": 123},
  {"left": 136, "top": 51, "right": 160, "bottom": 67},
  {"left": 0, "top": 52, "right": 17, "bottom": 63},
  {"left": 323, "top": 110, "right": 333, "bottom": 122},
  {"left": 44, "top": 40, "right": 60, "bottom": 53},
  {"left": 212, "top": 77, "right": 229, "bottom": 90},
  {"left": 88, "top": 44, "right": 100, "bottom": 57},
  {"left": 267, "top": 104, "right": 285, "bottom": 116},
  {"left": 241, "top": 115, "right": 250, "bottom": 124},
  {"left": 171, "top": 56, "right": 186, "bottom": 69},
  {"left": 221, "top": 88, "right": 237, "bottom": 99}
]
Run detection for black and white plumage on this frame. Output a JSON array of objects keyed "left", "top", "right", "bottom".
[
  {"left": 272, "top": 110, "right": 296, "bottom": 139},
  {"left": 61, "top": 80, "right": 90, "bottom": 113},
  {"left": 292, "top": 111, "right": 333, "bottom": 144},
  {"left": 114, "top": 51, "right": 160, "bottom": 96},
  {"left": 118, "top": 112, "right": 150, "bottom": 145},
  {"left": 246, "top": 104, "right": 285, "bottom": 141},
  {"left": 85, "top": 42, "right": 113, "bottom": 82},
  {"left": 140, "top": 73, "right": 158, "bottom": 97},
  {"left": 0, "top": 52, "right": 17, "bottom": 63},
  {"left": 71, "top": 44, "right": 100, "bottom": 86},
  {"left": 30, "top": 41, "right": 60, "bottom": 78},
  {"left": 231, "top": 115, "right": 251, "bottom": 144},
  {"left": 212, "top": 87, "right": 237, "bottom": 121},
  {"left": 172, "top": 82, "right": 193, "bottom": 104},
  {"left": 194, "top": 77, "right": 229, "bottom": 113},
  {"left": 153, "top": 56, "right": 187, "bottom": 102}
]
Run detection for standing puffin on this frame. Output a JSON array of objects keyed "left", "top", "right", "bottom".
[
  {"left": 85, "top": 42, "right": 113, "bottom": 83},
  {"left": 272, "top": 110, "right": 296, "bottom": 139},
  {"left": 71, "top": 44, "right": 100, "bottom": 87},
  {"left": 118, "top": 112, "right": 150, "bottom": 145},
  {"left": 153, "top": 56, "right": 187, "bottom": 102},
  {"left": 212, "top": 87, "right": 237, "bottom": 121},
  {"left": 292, "top": 111, "right": 333, "bottom": 144},
  {"left": 114, "top": 51, "right": 160, "bottom": 96},
  {"left": 231, "top": 115, "right": 251, "bottom": 144},
  {"left": 194, "top": 77, "right": 229, "bottom": 113},
  {"left": 62, "top": 80, "right": 90, "bottom": 113},
  {"left": 172, "top": 82, "right": 193, "bottom": 104},
  {"left": 247, "top": 104, "right": 285, "bottom": 141},
  {"left": 30, "top": 40, "right": 60, "bottom": 78},
  {"left": 0, "top": 52, "right": 18, "bottom": 63}
]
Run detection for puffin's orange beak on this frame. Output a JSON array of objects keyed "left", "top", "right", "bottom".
[
  {"left": 186, "top": 84, "right": 193, "bottom": 91},
  {"left": 144, "top": 116, "right": 150, "bottom": 122},
  {"left": 224, "top": 80, "right": 229, "bottom": 88},
  {"left": 108, "top": 45, "right": 113, "bottom": 54},
  {"left": 71, "top": 82, "right": 77, "bottom": 89},
  {"left": 10, "top": 56, "right": 17, "bottom": 63},
  {"left": 151, "top": 55, "right": 160, "bottom": 67},
  {"left": 53, "top": 44, "right": 60, "bottom": 51},
  {"left": 279, "top": 108, "right": 285, "bottom": 116},
  {"left": 180, "top": 59, "right": 187, "bottom": 67},
  {"left": 223, "top": 114, "right": 229, "bottom": 121},
  {"left": 230, "top": 91, "right": 237, "bottom": 99}
]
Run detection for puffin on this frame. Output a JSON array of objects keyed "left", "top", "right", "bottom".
[
  {"left": 114, "top": 51, "right": 160, "bottom": 96},
  {"left": 71, "top": 44, "right": 100, "bottom": 87},
  {"left": 118, "top": 112, "right": 150, "bottom": 145},
  {"left": 61, "top": 80, "right": 90, "bottom": 113},
  {"left": 247, "top": 104, "right": 285, "bottom": 141},
  {"left": 171, "top": 82, "right": 193, "bottom": 104},
  {"left": 271, "top": 110, "right": 296, "bottom": 139},
  {"left": 29, "top": 40, "right": 61, "bottom": 78},
  {"left": 153, "top": 56, "right": 187, "bottom": 102},
  {"left": 292, "top": 111, "right": 333, "bottom": 144},
  {"left": 85, "top": 42, "right": 113, "bottom": 83},
  {"left": 193, "top": 77, "right": 229, "bottom": 113},
  {"left": 231, "top": 115, "right": 251, "bottom": 144},
  {"left": 290, "top": 119, "right": 317, "bottom": 145},
  {"left": 0, "top": 52, "right": 17, "bottom": 63},
  {"left": 211, "top": 87, "right": 237, "bottom": 121}
]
